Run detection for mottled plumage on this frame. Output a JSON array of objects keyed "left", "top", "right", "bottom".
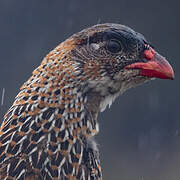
[{"left": 0, "top": 23, "right": 174, "bottom": 180}]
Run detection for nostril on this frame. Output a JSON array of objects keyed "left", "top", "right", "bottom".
[{"left": 143, "top": 46, "right": 155, "bottom": 60}]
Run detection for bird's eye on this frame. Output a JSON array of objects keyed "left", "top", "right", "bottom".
[{"left": 106, "top": 40, "right": 122, "bottom": 53}]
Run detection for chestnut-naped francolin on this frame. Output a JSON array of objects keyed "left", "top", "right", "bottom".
[{"left": 0, "top": 23, "right": 174, "bottom": 180}]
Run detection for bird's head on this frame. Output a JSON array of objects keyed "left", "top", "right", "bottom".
[
  {"left": 15, "top": 23, "right": 174, "bottom": 137},
  {"left": 63, "top": 23, "right": 174, "bottom": 111}
]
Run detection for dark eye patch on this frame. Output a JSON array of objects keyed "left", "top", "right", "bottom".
[
  {"left": 79, "top": 28, "right": 143, "bottom": 54},
  {"left": 103, "top": 29, "right": 137, "bottom": 50}
]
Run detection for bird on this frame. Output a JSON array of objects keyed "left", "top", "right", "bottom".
[{"left": 0, "top": 23, "right": 174, "bottom": 180}]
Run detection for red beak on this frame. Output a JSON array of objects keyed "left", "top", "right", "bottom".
[{"left": 125, "top": 47, "right": 174, "bottom": 80}]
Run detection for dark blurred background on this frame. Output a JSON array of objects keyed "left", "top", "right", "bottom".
[{"left": 0, "top": 0, "right": 179, "bottom": 180}]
